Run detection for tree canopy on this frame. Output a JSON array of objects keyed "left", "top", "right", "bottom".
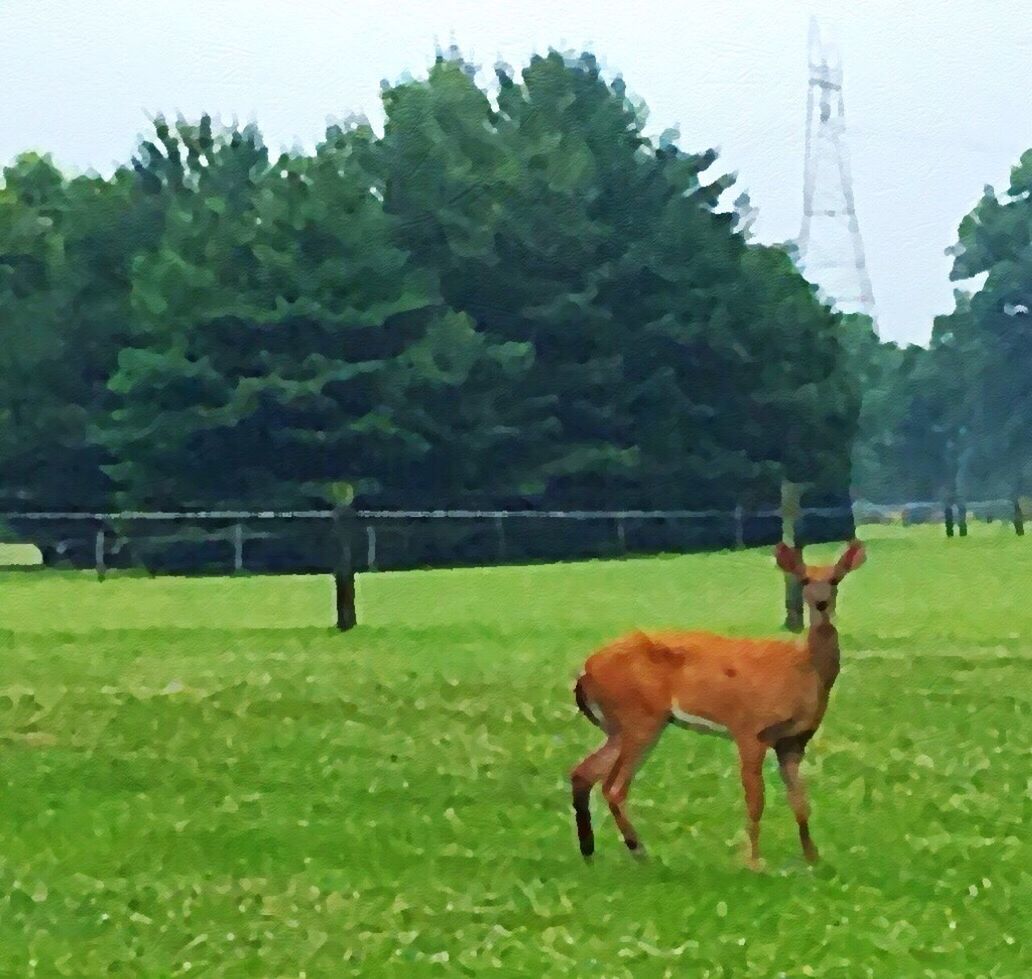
[
  {"left": 850, "top": 151, "right": 1032, "bottom": 520},
  {"left": 2, "top": 48, "right": 866, "bottom": 527}
]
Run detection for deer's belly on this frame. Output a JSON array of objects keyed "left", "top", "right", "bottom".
[{"left": 669, "top": 701, "right": 731, "bottom": 738}]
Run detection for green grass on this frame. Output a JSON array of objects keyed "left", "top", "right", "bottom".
[{"left": 2, "top": 527, "right": 1029, "bottom": 976}]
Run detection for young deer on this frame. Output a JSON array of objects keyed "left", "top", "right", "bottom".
[{"left": 570, "top": 539, "right": 865, "bottom": 868}]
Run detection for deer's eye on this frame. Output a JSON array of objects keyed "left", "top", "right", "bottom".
[{"left": 800, "top": 577, "right": 810, "bottom": 587}]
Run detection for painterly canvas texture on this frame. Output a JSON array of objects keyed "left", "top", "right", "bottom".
[{"left": 1, "top": 2, "right": 1028, "bottom": 975}]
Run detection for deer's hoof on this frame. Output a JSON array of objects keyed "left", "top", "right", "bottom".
[{"left": 626, "top": 839, "right": 647, "bottom": 860}]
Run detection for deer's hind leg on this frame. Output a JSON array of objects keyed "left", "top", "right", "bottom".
[
  {"left": 600, "top": 716, "right": 666, "bottom": 856},
  {"left": 571, "top": 736, "right": 621, "bottom": 857}
]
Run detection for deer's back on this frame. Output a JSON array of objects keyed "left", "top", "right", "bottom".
[{"left": 582, "top": 629, "right": 819, "bottom": 737}]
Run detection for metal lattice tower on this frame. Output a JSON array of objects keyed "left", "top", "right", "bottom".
[{"left": 797, "top": 18, "right": 877, "bottom": 325}]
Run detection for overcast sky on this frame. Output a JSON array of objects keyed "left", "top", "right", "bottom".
[{"left": 2, "top": 0, "right": 1030, "bottom": 345}]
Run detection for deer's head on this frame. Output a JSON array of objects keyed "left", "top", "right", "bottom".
[{"left": 774, "top": 540, "right": 866, "bottom": 624}]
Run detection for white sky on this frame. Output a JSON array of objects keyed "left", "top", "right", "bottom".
[{"left": 2, "top": 0, "right": 1030, "bottom": 345}]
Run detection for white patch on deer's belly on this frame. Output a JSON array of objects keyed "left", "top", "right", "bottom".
[
  {"left": 586, "top": 700, "right": 606, "bottom": 726},
  {"left": 670, "top": 702, "right": 730, "bottom": 737}
]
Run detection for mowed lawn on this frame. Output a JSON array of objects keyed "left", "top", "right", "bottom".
[{"left": 1, "top": 526, "right": 1028, "bottom": 976}]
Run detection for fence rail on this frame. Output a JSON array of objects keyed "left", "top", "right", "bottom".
[
  {"left": 0, "top": 504, "right": 845, "bottom": 577},
  {"left": 4, "top": 499, "right": 1022, "bottom": 528},
  {"left": 3, "top": 500, "right": 1022, "bottom": 630},
  {"left": 1, "top": 500, "right": 1019, "bottom": 524},
  {"left": 2, "top": 500, "right": 1021, "bottom": 582},
  {"left": 2, "top": 506, "right": 850, "bottom": 521}
]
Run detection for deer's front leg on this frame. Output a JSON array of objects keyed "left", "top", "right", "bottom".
[
  {"left": 736, "top": 738, "right": 767, "bottom": 870},
  {"left": 775, "top": 734, "right": 819, "bottom": 863}
]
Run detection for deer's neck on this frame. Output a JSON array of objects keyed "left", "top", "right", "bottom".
[{"left": 806, "top": 619, "right": 841, "bottom": 692}]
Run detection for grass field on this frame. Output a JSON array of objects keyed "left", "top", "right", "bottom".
[{"left": 2, "top": 525, "right": 1029, "bottom": 976}]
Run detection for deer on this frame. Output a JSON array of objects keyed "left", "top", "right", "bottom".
[{"left": 570, "top": 539, "right": 865, "bottom": 869}]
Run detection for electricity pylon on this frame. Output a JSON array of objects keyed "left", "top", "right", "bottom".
[{"left": 797, "top": 18, "right": 877, "bottom": 326}]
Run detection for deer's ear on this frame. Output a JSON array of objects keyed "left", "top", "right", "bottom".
[
  {"left": 774, "top": 542, "right": 804, "bottom": 576},
  {"left": 836, "top": 540, "right": 866, "bottom": 575}
]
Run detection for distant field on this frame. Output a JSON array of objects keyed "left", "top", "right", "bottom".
[
  {"left": 0, "top": 542, "right": 41, "bottom": 566},
  {"left": 2, "top": 528, "right": 1028, "bottom": 976}
]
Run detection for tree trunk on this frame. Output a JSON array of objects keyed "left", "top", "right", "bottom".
[
  {"left": 1012, "top": 470, "right": 1025, "bottom": 536},
  {"left": 781, "top": 481, "right": 804, "bottom": 633},
  {"left": 333, "top": 506, "right": 357, "bottom": 631},
  {"left": 956, "top": 439, "right": 972, "bottom": 538},
  {"left": 95, "top": 527, "right": 106, "bottom": 582},
  {"left": 366, "top": 524, "right": 378, "bottom": 572},
  {"left": 616, "top": 516, "right": 627, "bottom": 555},
  {"left": 944, "top": 441, "right": 961, "bottom": 538},
  {"left": 232, "top": 523, "right": 244, "bottom": 572},
  {"left": 335, "top": 572, "right": 357, "bottom": 630},
  {"left": 784, "top": 568, "right": 804, "bottom": 633},
  {"left": 494, "top": 515, "right": 507, "bottom": 563}
]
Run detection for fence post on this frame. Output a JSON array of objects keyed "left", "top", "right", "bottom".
[
  {"left": 733, "top": 504, "right": 745, "bottom": 550},
  {"left": 95, "top": 527, "right": 106, "bottom": 582},
  {"left": 1014, "top": 497, "right": 1026, "bottom": 536},
  {"left": 333, "top": 504, "right": 357, "bottom": 631},
  {"left": 232, "top": 523, "right": 244, "bottom": 573},
  {"left": 616, "top": 516, "right": 626, "bottom": 555},
  {"left": 494, "top": 515, "right": 506, "bottom": 563},
  {"left": 366, "top": 524, "right": 377, "bottom": 571},
  {"left": 781, "top": 482, "right": 804, "bottom": 633}
]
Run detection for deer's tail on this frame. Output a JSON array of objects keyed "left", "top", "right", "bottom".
[{"left": 574, "top": 675, "right": 603, "bottom": 728}]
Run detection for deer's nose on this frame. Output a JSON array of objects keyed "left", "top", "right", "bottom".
[{"left": 815, "top": 601, "right": 828, "bottom": 612}]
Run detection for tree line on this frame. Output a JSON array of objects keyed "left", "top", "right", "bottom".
[
  {"left": 6, "top": 47, "right": 1026, "bottom": 544},
  {"left": 0, "top": 49, "right": 860, "bottom": 530},
  {"left": 848, "top": 152, "right": 1032, "bottom": 532}
]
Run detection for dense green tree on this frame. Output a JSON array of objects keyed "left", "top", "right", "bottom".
[
  {"left": 847, "top": 316, "right": 978, "bottom": 512},
  {"left": 381, "top": 50, "right": 857, "bottom": 511},
  {"left": 1, "top": 48, "right": 869, "bottom": 561},
  {"left": 948, "top": 159, "right": 1032, "bottom": 524},
  {"left": 100, "top": 116, "right": 534, "bottom": 510},
  {"left": 0, "top": 154, "right": 145, "bottom": 512}
]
